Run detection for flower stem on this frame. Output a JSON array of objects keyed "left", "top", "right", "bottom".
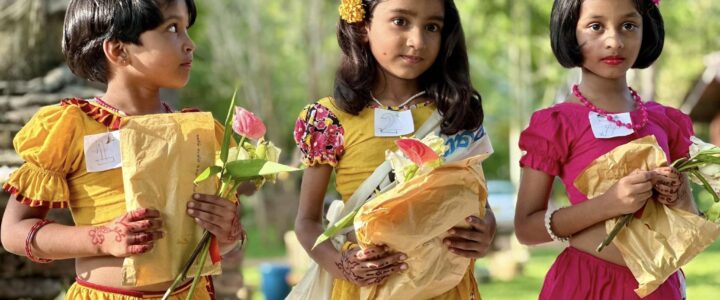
[
  {"left": 596, "top": 213, "right": 633, "bottom": 252},
  {"left": 236, "top": 136, "right": 246, "bottom": 160},
  {"left": 185, "top": 239, "right": 211, "bottom": 300},
  {"left": 162, "top": 231, "right": 211, "bottom": 300},
  {"left": 689, "top": 170, "right": 720, "bottom": 202}
]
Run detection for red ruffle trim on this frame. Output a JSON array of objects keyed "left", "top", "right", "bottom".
[
  {"left": 60, "top": 98, "right": 199, "bottom": 130},
  {"left": 2, "top": 183, "right": 68, "bottom": 209},
  {"left": 60, "top": 98, "right": 123, "bottom": 130}
]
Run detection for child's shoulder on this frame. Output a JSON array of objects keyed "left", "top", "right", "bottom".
[
  {"left": 644, "top": 101, "right": 693, "bottom": 133},
  {"left": 528, "top": 102, "right": 587, "bottom": 127},
  {"left": 25, "top": 98, "right": 93, "bottom": 127},
  {"left": 644, "top": 101, "right": 686, "bottom": 117},
  {"left": 298, "top": 96, "right": 349, "bottom": 121}
]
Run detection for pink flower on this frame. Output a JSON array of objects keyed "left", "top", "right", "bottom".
[
  {"left": 395, "top": 139, "right": 439, "bottom": 166},
  {"left": 232, "top": 107, "right": 266, "bottom": 140},
  {"left": 651, "top": 0, "right": 660, "bottom": 6}
]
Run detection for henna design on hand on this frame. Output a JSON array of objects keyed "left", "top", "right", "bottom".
[
  {"left": 336, "top": 249, "right": 362, "bottom": 282},
  {"left": 227, "top": 214, "right": 242, "bottom": 242},
  {"left": 89, "top": 226, "right": 112, "bottom": 245}
]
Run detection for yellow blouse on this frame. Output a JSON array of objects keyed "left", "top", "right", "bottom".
[
  {"left": 293, "top": 97, "right": 481, "bottom": 299},
  {"left": 294, "top": 97, "right": 436, "bottom": 201},
  {"left": 3, "top": 99, "right": 224, "bottom": 226}
]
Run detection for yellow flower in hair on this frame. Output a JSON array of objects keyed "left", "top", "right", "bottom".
[{"left": 339, "top": 0, "right": 365, "bottom": 24}]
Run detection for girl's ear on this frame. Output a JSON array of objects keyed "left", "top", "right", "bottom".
[
  {"left": 103, "top": 39, "right": 130, "bottom": 67},
  {"left": 361, "top": 24, "right": 370, "bottom": 43}
]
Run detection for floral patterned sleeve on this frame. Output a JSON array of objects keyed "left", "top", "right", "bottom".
[{"left": 293, "top": 103, "right": 345, "bottom": 167}]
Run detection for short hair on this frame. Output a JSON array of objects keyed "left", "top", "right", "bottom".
[
  {"left": 550, "top": 0, "right": 664, "bottom": 69},
  {"left": 62, "top": 0, "right": 197, "bottom": 83}
]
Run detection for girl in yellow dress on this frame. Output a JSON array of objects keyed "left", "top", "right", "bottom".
[
  {"left": 0, "top": 1, "right": 244, "bottom": 299},
  {"left": 293, "top": 0, "right": 496, "bottom": 299}
]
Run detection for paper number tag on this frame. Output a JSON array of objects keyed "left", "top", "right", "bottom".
[
  {"left": 84, "top": 131, "right": 122, "bottom": 172},
  {"left": 374, "top": 109, "right": 415, "bottom": 137},
  {"left": 588, "top": 111, "right": 634, "bottom": 139}
]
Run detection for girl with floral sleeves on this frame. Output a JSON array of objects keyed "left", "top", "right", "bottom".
[{"left": 292, "top": 0, "right": 496, "bottom": 299}]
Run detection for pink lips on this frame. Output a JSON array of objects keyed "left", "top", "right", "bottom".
[
  {"left": 180, "top": 58, "right": 193, "bottom": 69},
  {"left": 601, "top": 56, "right": 625, "bottom": 66},
  {"left": 400, "top": 55, "right": 423, "bottom": 64}
]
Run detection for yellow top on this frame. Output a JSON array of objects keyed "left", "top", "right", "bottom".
[
  {"left": 294, "top": 97, "right": 481, "bottom": 299},
  {"left": 294, "top": 97, "right": 436, "bottom": 201},
  {"left": 3, "top": 99, "right": 224, "bottom": 226}
]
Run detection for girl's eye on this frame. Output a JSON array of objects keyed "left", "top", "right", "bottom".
[
  {"left": 589, "top": 23, "right": 602, "bottom": 31},
  {"left": 426, "top": 24, "right": 440, "bottom": 32},
  {"left": 623, "top": 22, "right": 638, "bottom": 31},
  {"left": 168, "top": 24, "right": 178, "bottom": 33},
  {"left": 392, "top": 18, "right": 407, "bottom": 26}
]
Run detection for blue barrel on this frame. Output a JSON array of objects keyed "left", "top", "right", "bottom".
[{"left": 260, "top": 263, "right": 291, "bottom": 300}]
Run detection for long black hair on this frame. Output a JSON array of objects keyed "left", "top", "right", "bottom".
[{"left": 333, "top": 0, "right": 483, "bottom": 135}]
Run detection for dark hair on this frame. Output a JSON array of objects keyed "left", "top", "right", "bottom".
[
  {"left": 550, "top": 0, "right": 664, "bottom": 69},
  {"left": 333, "top": 0, "right": 483, "bottom": 135},
  {"left": 62, "top": 0, "right": 197, "bottom": 83}
]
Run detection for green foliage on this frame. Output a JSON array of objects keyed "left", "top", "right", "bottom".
[{"left": 225, "top": 159, "right": 299, "bottom": 179}]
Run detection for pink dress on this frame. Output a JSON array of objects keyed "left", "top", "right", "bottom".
[{"left": 519, "top": 101, "right": 692, "bottom": 300}]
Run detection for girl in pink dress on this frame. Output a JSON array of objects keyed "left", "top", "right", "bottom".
[{"left": 515, "top": 0, "right": 699, "bottom": 299}]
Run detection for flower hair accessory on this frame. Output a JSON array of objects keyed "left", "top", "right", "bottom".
[
  {"left": 339, "top": 0, "right": 365, "bottom": 24},
  {"left": 651, "top": 0, "right": 660, "bottom": 6}
]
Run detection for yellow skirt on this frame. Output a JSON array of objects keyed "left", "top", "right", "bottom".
[
  {"left": 65, "top": 277, "right": 215, "bottom": 300},
  {"left": 331, "top": 243, "right": 481, "bottom": 300}
]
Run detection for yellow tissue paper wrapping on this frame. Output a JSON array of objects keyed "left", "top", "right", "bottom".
[
  {"left": 574, "top": 135, "right": 720, "bottom": 297},
  {"left": 120, "top": 112, "right": 222, "bottom": 287},
  {"left": 354, "top": 155, "right": 489, "bottom": 300}
]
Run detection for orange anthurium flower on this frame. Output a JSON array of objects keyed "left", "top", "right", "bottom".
[{"left": 395, "top": 138, "right": 439, "bottom": 166}]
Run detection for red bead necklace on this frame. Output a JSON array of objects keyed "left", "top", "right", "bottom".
[{"left": 572, "top": 84, "right": 648, "bottom": 130}]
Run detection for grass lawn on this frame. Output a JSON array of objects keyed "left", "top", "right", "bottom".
[
  {"left": 244, "top": 240, "right": 720, "bottom": 299},
  {"left": 476, "top": 240, "right": 720, "bottom": 299}
]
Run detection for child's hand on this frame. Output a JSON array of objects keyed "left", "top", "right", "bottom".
[
  {"left": 604, "top": 170, "right": 654, "bottom": 216},
  {"left": 335, "top": 245, "right": 407, "bottom": 287},
  {"left": 236, "top": 181, "right": 257, "bottom": 197},
  {"left": 96, "top": 208, "right": 164, "bottom": 257},
  {"left": 652, "top": 167, "right": 683, "bottom": 206},
  {"left": 444, "top": 216, "right": 493, "bottom": 258},
  {"left": 187, "top": 193, "right": 243, "bottom": 244}
]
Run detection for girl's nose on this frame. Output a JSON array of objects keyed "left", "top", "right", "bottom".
[
  {"left": 604, "top": 31, "right": 624, "bottom": 50},
  {"left": 406, "top": 27, "right": 426, "bottom": 50},
  {"left": 184, "top": 33, "right": 195, "bottom": 53}
]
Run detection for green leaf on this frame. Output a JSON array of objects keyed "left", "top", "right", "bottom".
[
  {"left": 706, "top": 202, "right": 720, "bottom": 222},
  {"left": 225, "top": 159, "right": 299, "bottom": 178},
  {"left": 312, "top": 208, "right": 359, "bottom": 250},
  {"left": 695, "top": 153, "right": 720, "bottom": 165},
  {"left": 194, "top": 166, "right": 223, "bottom": 184},
  {"left": 220, "top": 88, "right": 239, "bottom": 164}
]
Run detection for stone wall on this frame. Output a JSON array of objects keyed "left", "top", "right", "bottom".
[
  {"left": 0, "top": 0, "right": 69, "bottom": 81},
  {"left": 0, "top": 64, "right": 103, "bottom": 299}
]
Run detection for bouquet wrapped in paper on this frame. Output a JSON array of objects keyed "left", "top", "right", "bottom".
[
  {"left": 312, "top": 131, "right": 491, "bottom": 300},
  {"left": 355, "top": 154, "right": 488, "bottom": 300},
  {"left": 161, "top": 90, "right": 299, "bottom": 299},
  {"left": 574, "top": 135, "right": 720, "bottom": 297},
  {"left": 355, "top": 135, "right": 489, "bottom": 300}
]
